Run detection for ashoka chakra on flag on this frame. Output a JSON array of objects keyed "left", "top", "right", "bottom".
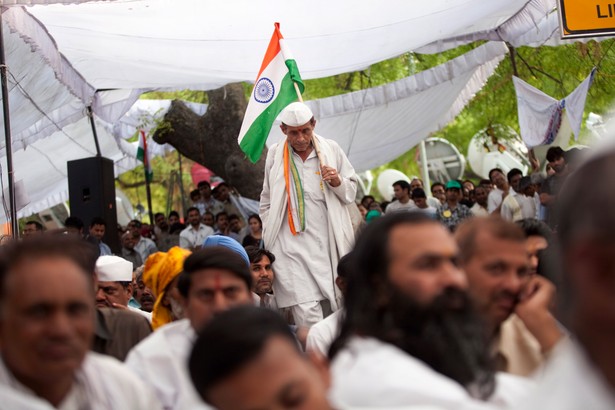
[{"left": 254, "top": 78, "right": 275, "bottom": 103}]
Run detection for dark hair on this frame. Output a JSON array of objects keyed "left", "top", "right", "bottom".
[
  {"left": 245, "top": 246, "right": 276, "bottom": 265},
  {"left": 337, "top": 252, "right": 353, "bottom": 279},
  {"left": 506, "top": 168, "right": 523, "bottom": 183},
  {"left": 64, "top": 216, "right": 84, "bottom": 230},
  {"left": 216, "top": 182, "right": 230, "bottom": 190},
  {"left": 215, "top": 211, "right": 228, "bottom": 222},
  {"left": 411, "top": 188, "right": 426, "bottom": 199},
  {"left": 169, "top": 222, "right": 186, "bottom": 235},
  {"left": 25, "top": 220, "right": 44, "bottom": 231},
  {"left": 186, "top": 206, "right": 200, "bottom": 215},
  {"left": 430, "top": 182, "right": 444, "bottom": 192},
  {"left": 190, "top": 189, "right": 200, "bottom": 199},
  {"left": 488, "top": 168, "right": 503, "bottom": 181},
  {"left": 247, "top": 214, "right": 262, "bottom": 225},
  {"left": 517, "top": 219, "right": 553, "bottom": 243},
  {"left": 479, "top": 179, "right": 492, "bottom": 187},
  {"left": 228, "top": 214, "right": 240, "bottom": 222},
  {"left": 197, "top": 180, "right": 211, "bottom": 189},
  {"left": 154, "top": 212, "right": 165, "bottom": 219},
  {"left": 546, "top": 146, "right": 565, "bottom": 163},
  {"left": 203, "top": 211, "right": 214, "bottom": 218},
  {"left": 129, "top": 219, "right": 142, "bottom": 228},
  {"left": 0, "top": 236, "right": 98, "bottom": 303},
  {"left": 329, "top": 212, "right": 436, "bottom": 358},
  {"left": 392, "top": 180, "right": 410, "bottom": 192},
  {"left": 169, "top": 210, "right": 180, "bottom": 219},
  {"left": 189, "top": 306, "right": 297, "bottom": 403},
  {"left": 90, "top": 217, "right": 106, "bottom": 228},
  {"left": 178, "top": 247, "right": 252, "bottom": 298},
  {"left": 455, "top": 217, "right": 525, "bottom": 263}
]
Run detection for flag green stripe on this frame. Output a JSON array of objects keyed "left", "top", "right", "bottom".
[{"left": 240, "top": 70, "right": 302, "bottom": 163}]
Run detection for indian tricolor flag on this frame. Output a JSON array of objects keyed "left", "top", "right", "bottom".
[
  {"left": 238, "top": 23, "right": 304, "bottom": 163},
  {"left": 136, "top": 130, "right": 153, "bottom": 182}
]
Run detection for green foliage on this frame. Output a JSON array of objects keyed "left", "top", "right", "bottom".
[{"left": 129, "top": 39, "right": 615, "bottom": 210}]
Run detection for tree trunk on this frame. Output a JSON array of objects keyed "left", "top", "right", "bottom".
[{"left": 153, "top": 83, "right": 267, "bottom": 200}]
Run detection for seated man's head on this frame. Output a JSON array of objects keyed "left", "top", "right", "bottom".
[
  {"left": 178, "top": 247, "right": 253, "bottom": 332},
  {"left": 143, "top": 247, "right": 191, "bottom": 328},
  {"left": 330, "top": 212, "right": 494, "bottom": 399},
  {"left": 411, "top": 188, "right": 428, "bottom": 209},
  {"left": 0, "top": 236, "right": 97, "bottom": 405},
  {"left": 134, "top": 267, "right": 155, "bottom": 313},
  {"left": 23, "top": 220, "right": 45, "bottom": 237},
  {"left": 202, "top": 212, "right": 215, "bottom": 228},
  {"left": 64, "top": 216, "right": 84, "bottom": 237},
  {"left": 245, "top": 247, "right": 275, "bottom": 296},
  {"left": 228, "top": 214, "right": 242, "bottom": 234},
  {"left": 190, "top": 189, "right": 201, "bottom": 203},
  {"left": 168, "top": 211, "right": 180, "bottom": 226},
  {"left": 517, "top": 219, "right": 552, "bottom": 276},
  {"left": 89, "top": 217, "right": 107, "bottom": 241},
  {"left": 95, "top": 256, "right": 134, "bottom": 308},
  {"left": 121, "top": 231, "right": 137, "bottom": 250},
  {"left": 430, "top": 182, "right": 446, "bottom": 204},
  {"left": 455, "top": 217, "right": 530, "bottom": 331},
  {"left": 189, "top": 306, "right": 331, "bottom": 410},
  {"left": 216, "top": 212, "right": 229, "bottom": 231}
]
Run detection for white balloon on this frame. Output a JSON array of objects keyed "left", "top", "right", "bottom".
[{"left": 377, "top": 169, "right": 410, "bottom": 201}]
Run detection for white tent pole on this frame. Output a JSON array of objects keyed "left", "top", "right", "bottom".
[
  {"left": 0, "top": 11, "right": 19, "bottom": 238},
  {"left": 419, "top": 139, "right": 431, "bottom": 194}
]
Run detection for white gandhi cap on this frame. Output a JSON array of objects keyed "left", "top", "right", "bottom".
[
  {"left": 96, "top": 255, "right": 133, "bottom": 282},
  {"left": 279, "top": 102, "right": 313, "bottom": 126}
]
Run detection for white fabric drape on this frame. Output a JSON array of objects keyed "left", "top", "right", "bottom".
[{"left": 513, "top": 69, "right": 595, "bottom": 148}]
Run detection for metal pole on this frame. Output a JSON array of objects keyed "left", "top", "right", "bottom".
[
  {"left": 86, "top": 105, "right": 102, "bottom": 157},
  {"left": 419, "top": 140, "right": 431, "bottom": 195},
  {"left": 0, "top": 12, "right": 19, "bottom": 238},
  {"left": 177, "top": 151, "right": 187, "bottom": 215}
]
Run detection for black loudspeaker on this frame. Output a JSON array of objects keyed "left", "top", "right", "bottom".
[{"left": 67, "top": 157, "right": 120, "bottom": 253}]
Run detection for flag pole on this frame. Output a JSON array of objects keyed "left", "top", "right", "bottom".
[
  {"left": 144, "top": 166, "right": 154, "bottom": 225},
  {"left": 293, "top": 82, "right": 326, "bottom": 167}
]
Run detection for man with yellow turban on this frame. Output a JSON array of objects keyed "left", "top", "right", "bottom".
[{"left": 143, "top": 246, "right": 191, "bottom": 330}]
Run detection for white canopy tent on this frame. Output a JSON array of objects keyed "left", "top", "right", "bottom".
[{"left": 0, "top": 0, "right": 590, "bottom": 223}]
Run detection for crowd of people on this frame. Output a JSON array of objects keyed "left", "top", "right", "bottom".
[{"left": 0, "top": 102, "right": 613, "bottom": 410}]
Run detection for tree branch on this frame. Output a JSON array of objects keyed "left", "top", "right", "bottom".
[{"left": 515, "top": 51, "right": 563, "bottom": 86}]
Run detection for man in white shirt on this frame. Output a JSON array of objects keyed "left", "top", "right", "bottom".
[
  {"left": 386, "top": 180, "right": 416, "bottom": 213},
  {"left": 487, "top": 168, "right": 510, "bottom": 215},
  {"left": 519, "top": 142, "right": 615, "bottom": 409},
  {"left": 95, "top": 255, "right": 153, "bottom": 322},
  {"left": 0, "top": 236, "right": 160, "bottom": 409},
  {"left": 411, "top": 188, "right": 437, "bottom": 218},
  {"left": 471, "top": 186, "right": 489, "bottom": 217},
  {"left": 500, "top": 170, "right": 536, "bottom": 223},
  {"left": 128, "top": 219, "right": 158, "bottom": 262},
  {"left": 125, "top": 246, "right": 254, "bottom": 410},
  {"left": 328, "top": 212, "right": 528, "bottom": 409},
  {"left": 180, "top": 207, "right": 214, "bottom": 250}
]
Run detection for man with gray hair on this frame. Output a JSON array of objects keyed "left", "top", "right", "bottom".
[{"left": 260, "top": 102, "right": 358, "bottom": 327}]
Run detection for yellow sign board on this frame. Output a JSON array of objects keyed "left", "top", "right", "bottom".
[{"left": 559, "top": 0, "right": 615, "bottom": 38}]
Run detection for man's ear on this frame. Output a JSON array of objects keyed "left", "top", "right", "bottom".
[
  {"left": 280, "top": 124, "right": 287, "bottom": 135},
  {"left": 310, "top": 117, "right": 317, "bottom": 128},
  {"left": 307, "top": 349, "right": 331, "bottom": 389}
]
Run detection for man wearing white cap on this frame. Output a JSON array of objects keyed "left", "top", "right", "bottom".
[
  {"left": 95, "top": 255, "right": 152, "bottom": 322},
  {"left": 260, "top": 102, "right": 358, "bottom": 327}
]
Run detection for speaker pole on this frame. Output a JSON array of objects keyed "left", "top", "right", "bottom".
[
  {"left": 86, "top": 105, "right": 102, "bottom": 157},
  {"left": 0, "top": 12, "right": 19, "bottom": 238}
]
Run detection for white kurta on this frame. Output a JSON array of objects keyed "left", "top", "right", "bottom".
[
  {"left": 0, "top": 352, "right": 161, "bottom": 410},
  {"left": 260, "top": 135, "right": 357, "bottom": 310},
  {"left": 516, "top": 340, "right": 615, "bottom": 410},
  {"left": 125, "top": 319, "right": 212, "bottom": 410},
  {"left": 306, "top": 308, "right": 343, "bottom": 356},
  {"left": 329, "top": 337, "right": 532, "bottom": 409}
]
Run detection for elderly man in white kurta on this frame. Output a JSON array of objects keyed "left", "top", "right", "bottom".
[{"left": 260, "top": 102, "right": 357, "bottom": 327}]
